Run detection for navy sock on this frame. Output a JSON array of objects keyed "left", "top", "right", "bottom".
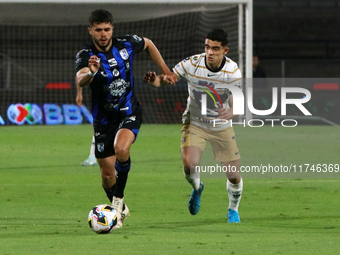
[
  {"left": 114, "top": 158, "right": 131, "bottom": 198},
  {"left": 103, "top": 183, "right": 117, "bottom": 203}
]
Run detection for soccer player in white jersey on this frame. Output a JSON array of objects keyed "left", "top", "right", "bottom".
[{"left": 143, "top": 29, "right": 243, "bottom": 223}]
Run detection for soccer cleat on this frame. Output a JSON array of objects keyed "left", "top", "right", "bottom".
[
  {"left": 227, "top": 208, "right": 241, "bottom": 223},
  {"left": 112, "top": 196, "right": 130, "bottom": 228},
  {"left": 118, "top": 203, "right": 130, "bottom": 228},
  {"left": 81, "top": 155, "right": 97, "bottom": 166},
  {"left": 188, "top": 182, "right": 204, "bottom": 215}
]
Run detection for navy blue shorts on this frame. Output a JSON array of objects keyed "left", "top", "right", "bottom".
[{"left": 93, "top": 111, "right": 142, "bottom": 159}]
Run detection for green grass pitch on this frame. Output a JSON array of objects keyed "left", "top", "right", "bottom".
[{"left": 0, "top": 124, "right": 339, "bottom": 254}]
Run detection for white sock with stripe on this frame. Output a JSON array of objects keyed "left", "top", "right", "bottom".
[
  {"left": 184, "top": 166, "right": 201, "bottom": 190},
  {"left": 226, "top": 178, "right": 243, "bottom": 211}
]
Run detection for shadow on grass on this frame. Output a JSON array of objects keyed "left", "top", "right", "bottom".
[{"left": 1, "top": 213, "right": 339, "bottom": 239}]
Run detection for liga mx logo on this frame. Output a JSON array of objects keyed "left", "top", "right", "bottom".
[{"left": 7, "top": 103, "right": 42, "bottom": 125}]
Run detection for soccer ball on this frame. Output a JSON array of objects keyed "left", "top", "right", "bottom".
[{"left": 88, "top": 204, "right": 118, "bottom": 234}]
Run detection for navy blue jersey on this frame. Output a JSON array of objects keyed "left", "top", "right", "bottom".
[{"left": 75, "top": 35, "right": 145, "bottom": 125}]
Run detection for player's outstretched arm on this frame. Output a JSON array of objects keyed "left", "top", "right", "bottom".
[
  {"left": 76, "top": 55, "right": 101, "bottom": 88},
  {"left": 143, "top": 37, "right": 177, "bottom": 83},
  {"left": 75, "top": 81, "right": 83, "bottom": 107},
  {"left": 143, "top": 71, "right": 177, "bottom": 88}
]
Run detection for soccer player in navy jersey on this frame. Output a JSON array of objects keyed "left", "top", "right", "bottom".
[{"left": 75, "top": 9, "right": 176, "bottom": 228}]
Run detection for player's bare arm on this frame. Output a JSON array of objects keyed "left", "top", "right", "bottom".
[
  {"left": 75, "top": 81, "right": 83, "bottom": 107},
  {"left": 76, "top": 55, "right": 101, "bottom": 87},
  {"left": 218, "top": 94, "right": 239, "bottom": 120},
  {"left": 143, "top": 71, "right": 176, "bottom": 87},
  {"left": 143, "top": 37, "right": 177, "bottom": 84}
]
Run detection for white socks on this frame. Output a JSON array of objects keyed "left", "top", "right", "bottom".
[
  {"left": 184, "top": 168, "right": 243, "bottom": 211},
  {"left": 227, "top": 178, "right": 243, "bottom": 211},
  {"left": 185, "top": 174, "right": 201, "bottom": 190},
  {"left": 90, "top": 136, "right": 95, "bottom": 157}
]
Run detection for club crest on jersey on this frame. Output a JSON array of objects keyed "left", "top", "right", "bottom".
[
  {"left": 119, "top": 49, "right": 129, "bottom": 60},
  {"left": 108, "top": 58, "right": 117, "bottom": 67},
  {"left": 97, "top": 143, "right": 104, "bottom": 152}
]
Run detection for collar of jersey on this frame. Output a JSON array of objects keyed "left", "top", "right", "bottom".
[{"left": 204, "top": 56, "right": 226, "bottom": 73}]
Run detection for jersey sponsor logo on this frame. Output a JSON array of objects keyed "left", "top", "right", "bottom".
[
  {"left": 192, "top": 56, "right": 199, "bottom": 61},
  {"left": 108, "top": 78, "right": 129, "bottom": 97},
  {"left": 76, "top": 51, "right": 82, "bottom": 58},
  {"left": 104, "top": 103, "right": 116, "bottom": 111},
  {"left": 125, "top": 62, "right": 130, "bottom": 71},
  {"left": 76, "top": 48, "right": 91, "bottom": 58},
  {"left": 100, "top": 71, "right": 108, "bottom": 77},
  {"left": 132, "top": 35, "right": 142, "bottom": 43},
  {"left": 196, "top": 80, "right": 230, "bottom": 94},
  {"left": 119, "top": 49, "right": 129, "bottom": 60},
  {"left": 112, "top": 69, "right": 120, "bottom": 77},
  {"left": 182, "top": 57, "right": 189, "bottom": 63},
  {"left": 75, "top": 58, "right": 82, "bottom": 65},
  {"left": 193, "top": 80, "right": 229, "bottom": 117},
  {"left": 75, "top": 58, "right": 82, "bottom": 69},
  {"left": 108, "top": 58, "right": 118, "bottom": 67},
  {"left": 122, "top": 115, "right": 136, "bottom": 125}
]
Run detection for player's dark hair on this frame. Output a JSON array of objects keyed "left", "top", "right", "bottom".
[
  {"left": 89, "top": 9, "right": 114, "bottom": 26},
  {"left": 206, "top": 29, "right": 229, "bottom": 47}
]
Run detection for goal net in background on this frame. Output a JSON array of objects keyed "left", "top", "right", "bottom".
[{"left": 0, "top": 1, "right": 252, "bottom": 126}]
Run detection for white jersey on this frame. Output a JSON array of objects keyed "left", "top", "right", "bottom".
[{"left": 173, "top": 53, "right": 242, "bottom": 130}]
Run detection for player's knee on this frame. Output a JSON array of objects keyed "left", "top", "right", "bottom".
[
  {"left": 183, "top": 163, "right": 191, "bottom": 174},
  {"left": 101, "top": 171, "right": 115, "bottom": 183},
  {"left": 227, "top": 175, "right": 241, "bottom": 184},
  {"left": 182, "top": 155, "right": 190, "bottom": 170},
  {"left": 182, "top": 157, "right": 200, "bottom": 172},
  {"left": 114, "top": 144, "right": 130, "bottom": 160}
]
